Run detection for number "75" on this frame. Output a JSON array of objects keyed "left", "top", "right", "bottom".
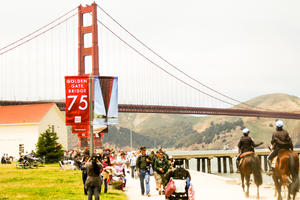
[{"left": 67, "top": 95, "right": 88, "bottom": 111}]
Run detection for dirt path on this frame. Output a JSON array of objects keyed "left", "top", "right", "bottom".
[{"left": 125, "top": 170, "right": 300, "bottom": 200}]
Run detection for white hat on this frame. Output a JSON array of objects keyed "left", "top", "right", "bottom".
[
  {"left": 276, "top": 120, "right": 283, "bottom": 127},
  {"left": 242, "top": 128, "right": 250, "bottom": 134}
]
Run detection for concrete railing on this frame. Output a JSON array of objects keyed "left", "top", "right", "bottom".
[{"left": 169, "top": 149, "right": 300, "bottom": 173}]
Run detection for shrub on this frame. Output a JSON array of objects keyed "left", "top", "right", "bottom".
[{"left": 36, "top": 126, "right": 64, "bottom": 163}]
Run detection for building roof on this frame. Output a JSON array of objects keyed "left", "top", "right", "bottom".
[{"left": 0, "top": 103, "right": 55, "bottom": 125}]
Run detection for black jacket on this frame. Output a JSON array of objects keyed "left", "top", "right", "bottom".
[
  {"left": 136, "top": 154, "right": 151, "bottom": 171},
  {"left": 164, "top": 167, "right": 191, "bottom": 186},
  {"left": 238, "top": 135, "right": 261, "bottom": 153},
  {"left": 271, "top": 129, "right": 293, "bottom": 150}
]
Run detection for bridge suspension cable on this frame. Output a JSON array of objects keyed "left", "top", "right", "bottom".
[
  {"left": 96, "top": 19, "right": 243, "bottom": 109},
  {"left": 0, "top": 7, "right": 77, "bottom": 56},
  {"left": 0, "top": 7, "right": 78, "bottom": 101},
  {"left": 96, "top": 5, "right": 268, "bottom": 111}
]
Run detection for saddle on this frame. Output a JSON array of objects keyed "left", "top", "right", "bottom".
[
  {"left": 240, "top": 151, "right": 254, "bottom": 158},
  {"left": 272, "top": 149, "right": 291, "bottom": 168},
  {"left": 239, "top": 152, "right": 254, "bottom": 166}
]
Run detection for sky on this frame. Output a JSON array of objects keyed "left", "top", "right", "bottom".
[{"left": 1, "top": 0, "right": 300, "bottom": 104}]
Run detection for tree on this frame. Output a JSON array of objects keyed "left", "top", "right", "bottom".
[{"left": 36, "top": 126, "right": 64, "bottom": 163}]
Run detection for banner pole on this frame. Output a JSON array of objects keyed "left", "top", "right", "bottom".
[{"left": 89, "top": 74, "right": 94, "bottom": 157}]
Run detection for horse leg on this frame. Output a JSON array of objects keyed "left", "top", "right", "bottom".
[
  {"left": 256, "top": 185, "right": 260, "bottom": 199},
  {"left": 282, "top": 174, "right": 292, "bottom": 199},
  {"left": 241, "top": 173, "right": 245, "bottom": 192},
  {"left": 277, "top": 182, "right": 282, "bottom": 200},
  {"left": 246, "top": 174, "right": 250, "bottom": 197},
  {"left": 287, "top": 184, "right": 291, "bottom": 200},
  {"left": 273, "top": 176, "right": 282, "bottom": 200}
]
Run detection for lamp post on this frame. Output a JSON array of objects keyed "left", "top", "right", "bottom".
[
  {"left": 128, "top": 115, "right": 133, "bottom": 151},
  {"left": 130, "top": 128, "right": 132, "bottom": 151},
  {"left": 89, "top": 74, "right": 94, "bottom": 157}
]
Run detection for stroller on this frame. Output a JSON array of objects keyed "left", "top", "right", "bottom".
[{"left": 165, "top": 160, "right": 191, "bottom": 200}]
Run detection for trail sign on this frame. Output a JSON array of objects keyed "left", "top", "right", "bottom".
[{"left": 65, "top": 76, "right": 90, "bottom": 125}]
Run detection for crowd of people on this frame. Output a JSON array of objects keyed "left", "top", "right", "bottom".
[
  {"left": 61, "top": 147, "right": 131, "bottom": 200},
  {"left": 56, "top": 119, "right": 296, "bottom": 200},
  {"left": 59, "top": 145, "right": 191, "bottom": 199},
  {"left": 135, "top": 146, "right": 191, "bottom": 199}
]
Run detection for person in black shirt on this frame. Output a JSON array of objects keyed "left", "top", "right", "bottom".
[{"left": 136, "top": 146, "right": 151, "bottom": 197}]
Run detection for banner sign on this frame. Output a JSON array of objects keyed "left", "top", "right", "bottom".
[
  {"left": 94, "top": 76, "right": 118, "bottom": 126},
  {"left": 72, "top": 124, "right": 89, "bottom": 134},
  {"left": 72, "top": 125, "right": 108, "bottom": 138},
  {"left": 65, "top": 76, "right": 90, "bottom": 125}
]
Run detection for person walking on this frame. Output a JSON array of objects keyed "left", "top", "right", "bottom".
[
  {"left": 85, "top": 156, "right": 103, "bottom": 200},
  {"left": 154, "top": 150, "right": 170, "bottom": 195},
  {"left": 136, "top": 146, "right": 152, "bottom": 197},
  {"left": 152, "top": 151, "right": 160, "bottom": 191},
  {"left": 129, "top": 152, "right": 137, "bottom": 178},
  {"left": 101, "top": 156, "right": 111, "bottom": 193}
]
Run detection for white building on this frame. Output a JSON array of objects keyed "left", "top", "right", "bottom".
[{"left": 0, "top": 103, "right": 68, "bottom": 158}]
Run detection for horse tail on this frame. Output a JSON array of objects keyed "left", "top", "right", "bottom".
[
  {"left": 251, "top": 155, "right": 262, "bottom": 186},
  {"left": 289, "top": 152, "right": 299, "bottom": 194}
]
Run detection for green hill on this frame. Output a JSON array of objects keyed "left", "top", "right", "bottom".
[{"left": 102, "top": 93, "right": 300, "bottom": 150}]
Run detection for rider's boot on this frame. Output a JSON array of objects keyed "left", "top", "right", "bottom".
[
  {"left": 236, "top": 160, "right": 240, "bottom": 173},
  {"left": 266, "top": 159, "right": 273, "bottom": 175}
]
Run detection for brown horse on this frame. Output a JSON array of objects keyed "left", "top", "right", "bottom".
[
  {"left": 239, "top": 153, "right": 263, "bottom": 198},
  {"left": 272, "top": 149, "right": 299, "bottom": 200}
]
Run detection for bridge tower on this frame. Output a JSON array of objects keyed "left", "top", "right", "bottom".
[
  {"left": 77, "top": 2, "right": 101, "bottom": 149},
  {"left": 78, "top": 2, "right": 99, "bottom": 75}
]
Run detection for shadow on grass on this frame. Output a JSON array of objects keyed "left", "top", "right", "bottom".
[{"left": 102, "top": 191, "right": 124, "bottom": 197}]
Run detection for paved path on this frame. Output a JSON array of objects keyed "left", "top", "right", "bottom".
[{"left": 125, "top": 170, "right": 300, "bottom": 200}]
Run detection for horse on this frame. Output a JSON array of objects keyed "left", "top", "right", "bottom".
[
  {"left": 239, "top": 152, "right": 263, "bottom": 198},
  {"left": 272, "top": 149, "right": 299, "bottom": 200}
]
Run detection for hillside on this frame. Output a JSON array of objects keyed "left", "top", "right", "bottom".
[{"left": 102, "top": 93, "right": 300, "bottom": 150}]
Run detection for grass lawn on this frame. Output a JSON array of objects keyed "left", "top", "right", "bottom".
[{"left": 0, "top": 163, "right": 128, "bottom": 200}]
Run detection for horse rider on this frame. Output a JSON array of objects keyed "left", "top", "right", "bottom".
[
  {"left": 267, "top": 120, "right": 293, "bottom": 174},
  {"left": 236, "top": 128, "right": 263, "bottom": 173}
]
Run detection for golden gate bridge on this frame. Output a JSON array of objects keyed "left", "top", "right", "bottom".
[{"left": 1, "top": 3, "right": 300, "bottom": 119}]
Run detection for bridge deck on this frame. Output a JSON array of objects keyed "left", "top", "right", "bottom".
[{"left": 1, "top": 101, "right": 300, "bottom": 119}]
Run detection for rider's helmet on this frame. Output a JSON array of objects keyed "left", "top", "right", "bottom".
[
  {"left": 275, "top": 120, "right": 283, "bottom": 128},
  {"left": 242, "top": 128, "right": 250, "bottom": 135}
]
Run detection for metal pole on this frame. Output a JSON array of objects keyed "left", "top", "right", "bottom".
[
  {"left": 89, "top": 75, "right": 94, "bottom": 157},
  {"left": 130, "top": 129, "right": 132, "bottom": 150}
]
